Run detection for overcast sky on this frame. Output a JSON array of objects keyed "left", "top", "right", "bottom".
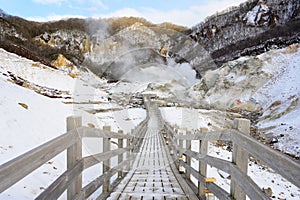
[{"left": 0, "top": 0, "right": 247, "bottom": 27}]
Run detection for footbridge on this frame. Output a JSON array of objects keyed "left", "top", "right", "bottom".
[{"left": 0, "top": 96, "right": 299, "bottom": 200}]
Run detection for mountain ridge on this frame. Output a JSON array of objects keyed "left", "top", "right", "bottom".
[{"left": 0, "top": 0, "right": 299, "bottom": 78}]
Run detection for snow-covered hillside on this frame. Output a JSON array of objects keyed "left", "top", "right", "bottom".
[
  {"left": 0, "top": 48, "right": 146, "bottom": 199},
  {"left": 0, "top": 42, "right": 300, "bottom": 199},
  {"left": 189, "top": 44, "right": 300, "bottom": 157}
]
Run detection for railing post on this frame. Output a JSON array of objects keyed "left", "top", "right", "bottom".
[
  {"left": 103, "top": 126, "right": 111, "bottom": 193},
  {"left": 126, "top": 135, "right": 131, "bottom": 172},
  {"left": 231, "top": 118, "right": 250, "bottom": 200},
  {"left": 179, "top": 129, "right": 183, "bottom": 158},
  {"left": 198, "top": 128, "right": 208, "bottom": 198},
  {"left": 174, "top": 128, "right": 179, "bottom": 159},
  {"left": 67, "top": 116, "right": 82, "bottom": 200},
  {"left": 118, "top": 130, "right": 124, "bottom": 178},
  {"left": 185, "top": 131, "right": 191, "bottom": 180}
]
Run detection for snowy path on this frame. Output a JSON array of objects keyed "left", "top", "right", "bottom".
[{"left": 108, "top": 103, "right": 195, "bottom": 200}]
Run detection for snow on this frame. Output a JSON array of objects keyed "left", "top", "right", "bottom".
[
  {"left": 244, "top": 5, "right": 260, "bottom": 25},
  {"left": 160, "top": 107, "right": 233, "bottom": 131},
  {"left": 253, "top": 48, "right": 300, "bottom": 107},
  {"left": 1, "top": 42, "right": 300, "bottom": 199},
  {"left": 0, "top": 68, "right": 72, "bottom": 199},
  {"left": 0, "top": 48, "right": 146, "bottom": 199},
  {"left": 253, "top": 46, "right": 300, "bottom": 156},
  {"left": 234, "top": 75, "right": 246, "bottom": 83},
  {"left": 95, "top": 108, "right": 147, "bottom": 133},
  {"left": 243, "top": 2, "right": 270, "bottom": 26},
  {"left": 0, "top": 48, "right": 76, "bottom": 91},
  {"left": 162, "top": 106, "right": 300, "bottom": 200}
]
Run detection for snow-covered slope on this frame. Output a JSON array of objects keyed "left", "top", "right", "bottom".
[
  {"left": 0, "top": 48, "right": 146, "bottom": 199},
  {"left": 189, "top": 44, "right": 300, "bottom": 157},
  {"left": 0, "top": 50, "right": 75, "bottom": 199}
]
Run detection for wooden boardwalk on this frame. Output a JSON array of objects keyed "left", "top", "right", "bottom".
[
  {"left": 3, "top": 97, "right": 299, "bottom": 199},
  {"left": 108, "top": 104, "right": 198, "bottom": 200}
]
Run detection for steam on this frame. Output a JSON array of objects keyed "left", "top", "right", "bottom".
[
  {"left": 83, "top": 18, "right": 199, "bottom": 88},
  {"left": 85, "top": 18, "right": 110, "bottom": 44}
]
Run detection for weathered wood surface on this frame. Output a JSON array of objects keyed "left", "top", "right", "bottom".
[
  {"left": 172, "top": 141, "right": 269, "bottom": 200},
  {"left": 103, "top": 126, "right": 112, "bottom": 193},
  {"left": 36, "top": 160, "right": 84, "bottom": 200},
  {"left": 0, "top": 128, "right": 81, "bottom": 193},
  {"left": 83, "top": 147, "right": 131, "bottom": 169},
  {"left": 82, "top": 127, "right": 132, "bottom": 139},
  {"left": 81, "top": 160, "right": 131, "bottom": 199},
  {"left": 0, "top": 111, "right": 147, "bottom": 199},
  {"left": 167, "top": 123, "right": 300, "bottom": 189},
  {"left": 198, "top": 128, "right": 208, "bottom": 198},
  {"left": 67, "top": 116, "right": 83, "bottom": 200},
  {"left": 118, "top": 130, "right": 124, "bottom": 178},
  {"left": 107, "top": 103, "right": 199, "bottom": 200},
  {"left": 2, "top": 95, "right": 300, "bottom": 200},
  {"left": 231, "top": 118, "right": 250, "bottom": 200},
  {"left": 234, "top": 130, "right": 300, "bottom": 189},
  {"left": 180, "top": 161, "right": 231, "bottom": 200}
]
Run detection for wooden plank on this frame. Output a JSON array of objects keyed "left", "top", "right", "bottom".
[
  {"left": 167, "top": 122, "right": 300, "bottom": 189},
  {"left": 179, "top": 129, "right": 183, "bottom": 159},
  {"left": 175, "top": 130, "right": 232, "bottom": 141},
  {"left": 230, "top": 164, "right": 270, "bottom": 200},
  {"left": 118, "top": 130, "right": 124, "bottom": 178},
  {"left": 36, "top": 160, "right": 84, "bottom": 200},
  {"left": 185, "top": 134, "right": 191, "bottom": 180},
  {"left": 83, "top": 146, "right": 131, "bottom": 169},
  {"left": 0, "top": 129, "right": 80, "bottom": 193},
  {"left": 95, "top": 175, "right": 125, "bottom": 200},
  {"left": 232, "top": 129, "right": 300, "bottom": 188},
  {"left": 163, "top": 138, "right": 198, "bottom": 200},
  {"left": 180, "top": 161, "right": 231, "bottom": 200},
  {"left": 199, "top": 127, "right": 208, "bottom": 198},
  {"left": 165, "top": 123, "right": 232, "bottom": 141},
  {"left": 81, "top": 127, "right": 132, "bottom": 139},
  {"left": 103, "top": 126, "right": 111, "bottom": 193},
  {"left": 126, "top": 138, "right": 131, "bottom": 172},
  {"left": 83, "top": 159, "right": 131, "bottom": 198},
  {"left": 231, "top": 118, "right": 250, "bottom": 200},
  {"left": 175, "top": 145, "right": 232, "bottom": 174},
  {"left": 73, "top": 192, "right": 85, "bottom": 200},
  {"left": 176, "top": 147, "right": 269, "bottom": 200},
  {"left": 67, "top": 116, "right": 82, "bottom": 200}
]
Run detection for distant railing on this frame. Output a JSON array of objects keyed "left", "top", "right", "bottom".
[
  {"left": 0, "top": 116, "right": 149, "bottom": 200},
  {"left": 163, "top": 119, "right": 300, "bottom": 200}
]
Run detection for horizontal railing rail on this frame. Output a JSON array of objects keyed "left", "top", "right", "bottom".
[
  {"left": 0, "top": 128, "right": 81, "bottom": 193},
  {"left": 0, "top": 115, "right": 149, "bottom": 200},
  {"left": 166, "top": 123, "right": 300, "bottom": 189},
  {"left": 163, "top": 119, "right": 300, "bottom": 200}
]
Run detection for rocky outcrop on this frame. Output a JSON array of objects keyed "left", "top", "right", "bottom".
[
  {"left": 189, "top": 0, "right": 300, "bottom": 75},
  {"left": 52, "top": 54, "right": 80, "bottom": 78},
  {"left": 1, "top": 2, "right": 299, "bottom": 79},
  {"left": 0, "top": 18, "right": 26, "bottom": 41},
  {"left": 83, "top": 22, "right": 184, "bottom": 79},
  {"left": 37, "top": 30, "right": 89, "bottom": 58}
]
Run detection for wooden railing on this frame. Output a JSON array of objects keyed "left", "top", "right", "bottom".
[
  {"left": 0, "top": 115, "right": 149, "bottom": 200},
  {"left": 163, "top": 119, "right": 300, "bottom": 200},
  {"left": 1, "top": 97, "right": 299, "bottom": 200}
]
